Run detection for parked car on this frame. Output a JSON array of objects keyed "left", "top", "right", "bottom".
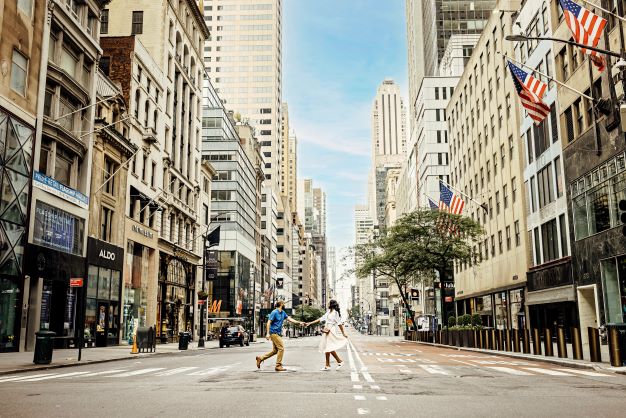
[{"left": 219, "top": 325, "right": 249, "bottom": 348}]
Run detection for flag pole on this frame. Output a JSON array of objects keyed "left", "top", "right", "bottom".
[
  {"left": 440, "top": 179, "right": 489, "bottom": 214},
  {"left": 498, "top": 51, "right": 595, "bottom": 101},
  {"left": 580, "top": 0, "right": 626, "bottom": 24}
]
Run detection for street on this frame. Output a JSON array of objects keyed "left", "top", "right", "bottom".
[{"left": 1, "top": 334, "right": 625, "bottom": 417}]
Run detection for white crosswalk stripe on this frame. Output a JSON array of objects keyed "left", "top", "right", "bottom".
[
  {"left": 80, "top": 369, "right": 127, "bottom": 377},
  {"left": 0, "top": 374, "right": 57, "bottom": 383},
  {"left": 154, "top": 367, "right": 198, "bottom": 376},
  {"left": 555, "top": 369, "right": 613, "bottom": 377},
  {"left": 112, "top": 368, "right": 165, "bottom": 377},
  {"left": 19, "top": 372, "right": 89, "bottom": 382},
  {"left": 488, "top": 367, "right": 533, "bottom": 376},
  {"left": 523, "top": 368, "right": 573, "bottom": 376},
  {"left": 354, "top": 395, "right": 366, "bottom": 401},
  {"left": 419, "top": 365, "right": 449, "bottom": 375}
]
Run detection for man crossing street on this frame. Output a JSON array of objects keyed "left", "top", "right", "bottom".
[{"left": 256, "top": 301, "right": 303, "bottom": 371}]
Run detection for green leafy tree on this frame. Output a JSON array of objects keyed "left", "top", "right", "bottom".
[{"left": 353, "top": 208, "right": 484, "bottom": 333}]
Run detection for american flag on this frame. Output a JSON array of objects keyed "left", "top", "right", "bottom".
[
  {"left": 439, "top": 181, "right": 465, "bottom": 215},
  {"left": 507, "top": 61, "right": 551, "bottom": 125},
  {"left": 428, "top": 197, "right": 438, "bottom": 211},
  {"left": 559, "top": 0, "right": 607, "bottom": 71}
]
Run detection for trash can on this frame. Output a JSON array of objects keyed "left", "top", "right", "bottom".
[
  {"left": 178, "top": 332, "right": 191, "bottom": 350},
  {"left": 95, "top": 330, "right": 107, "bottom": 347},
  {"left": 607, "top": 323, "right": 626, "bottom": 367},
  {"left": 33, "top": 331, "right": 56, "bottom": 365}
]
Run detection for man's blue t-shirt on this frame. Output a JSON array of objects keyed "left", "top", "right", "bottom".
[{"left": 268, "top": 309, "right": 288, "bottom": 335}]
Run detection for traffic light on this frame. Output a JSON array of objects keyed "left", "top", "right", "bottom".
[
  {"left": 620, "top": 199, "right": 626, "bottom": 236},
  {"left": 410, "top": 288, "right": 419, "bottom": 300}
]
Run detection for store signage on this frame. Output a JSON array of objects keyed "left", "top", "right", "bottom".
[
  {"left": 132, "top": 224, "right": 154, "bottom": 239},
  {"left": 87, "top": 238, "right": 124, "bottom": 270},
  {"left": 70, "top": 278, "right": 83, "bottom": 287},
  {"left": 33, "top": 171, "right": 89, "bottom": 209},
  {"left": 527, "top": 260, "right": 573, "bottom": 291},
  {"left": 33, "top": 201, "right": 85, "bottom": 256},
  {"left": 206, "top": 250, "right": 218, "bottom": 280},
  {"left": 276, "top": 277, "right": 284, "bottom": 289}
]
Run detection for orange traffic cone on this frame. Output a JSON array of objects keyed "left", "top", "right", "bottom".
[{"left": 131, "top": 334, "right": 138, "bottom": 354}]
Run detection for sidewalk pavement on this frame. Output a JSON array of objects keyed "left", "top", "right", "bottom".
[
  {"left": 405, "top": 340, "right": 626, "bottom": 376},
  {"left": 0, "top": 338, "right": 266, "bottom": 376}
]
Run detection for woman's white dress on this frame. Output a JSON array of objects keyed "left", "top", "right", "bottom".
[{"left": 318, "top": 310, "right": 348, "bottom": 353}]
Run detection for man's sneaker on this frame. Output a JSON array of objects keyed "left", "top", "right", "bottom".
[
  {"left": 256, "top": 356, "right": 262, "bottom": 369},
  {"left": 336, "top": 362, "right": 344, "bottom": 370},
  {"left": 275, "top": 366, "right": 286, "bottom": 372},
  {"left": 321, "top": 366, "right": 331, "bottom": 371}
]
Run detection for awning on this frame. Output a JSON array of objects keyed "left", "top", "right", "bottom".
[
  {"left": 130, "top": 185, "right": 162, "bottom": 211},
  {"left": 526, "top": 285, "right": 576, "bottom": 306}
]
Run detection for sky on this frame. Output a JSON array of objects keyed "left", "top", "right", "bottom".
[
  {"left": 283, "top": 0, "right": 408, "bottom": 254},
  {"left": 282, "top": 0, "right": 408, "bottom": 306}
]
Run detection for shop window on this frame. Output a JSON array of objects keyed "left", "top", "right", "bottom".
[
  {"left": 601, "top": 257, "right": 626, "bottom": 323},
  {"left": 10, "top": 50, "right": 28, "bottom": 96}
]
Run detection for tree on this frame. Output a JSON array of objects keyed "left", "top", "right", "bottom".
[{"left": 352, "top": 208, "right": 484, "bottom": 333}]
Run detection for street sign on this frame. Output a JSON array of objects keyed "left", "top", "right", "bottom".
[
  {"left": 276, "top": 277, "right": 284, "bottom": 289},
  {"left": 198, "top": 300, "right": 205, "bottom": 305},
  {"left": 69, "top": 278, "right": 83, "bottom": 287},
  {"left": 206, "top": 250, "right": 218, "bottom": 280}
]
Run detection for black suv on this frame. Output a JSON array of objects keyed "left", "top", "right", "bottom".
[{"left": 219, "top": 325, "right": 250, "bottom": 348}]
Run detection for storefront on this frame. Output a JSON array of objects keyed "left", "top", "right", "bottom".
[
  {"left": 0, "top": 107, "right": 35, "bottom": 352},
  {"left": 122, "top": 217, "right": 158, "bottom": 345},
  {"left": 600, "top": 255, "right": 626, "bottom": 324},
  {"left": 158, "top": 253, "right": 195, "bottom": 342},
  {"left": 85, "top": 238, "right": 124, "bottom": 347},
  {"left": 458, "top": 287, "right": 526, "bottom": 330}
]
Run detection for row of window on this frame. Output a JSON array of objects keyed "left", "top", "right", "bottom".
[{"left": 456, "top": 221, "right": 523, "bottom": 274}]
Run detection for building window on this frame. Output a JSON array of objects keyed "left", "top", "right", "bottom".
[
  {"left": 101, "top": 9, "right": 109, "bottom": 34},
  {"left": 514, "top": 221, "right": 521, "bottom": 247},
  {"left": 131, "top": 11, "right": 143, "bottom": 35},
  {"left": 103, "top": 157, "right": 117, "bottom": 195},
  {"left": 55, "top": 144, "right": 74, "bottom": 187},
  {"left": 554, "top": 156, "right": 563, "bottom": 198},
  {"left": 101, "top": 206, "right": 113, "bottom": 242},
  {"left": 541, "top": 219, "right": 559, "bottom": 263},
  {"left": 151, "top": 161, "right": 157, "bottom": 187},
  {"left": 142, "top": 154, "right": 147, "bottom": 181},
  {"left": 10, "top": 50, "right": 28, "bottom": 95},
  {"left": 559, "top": 214, "right": 569, "bottom": 256},
  {"left": 506, "top": 226, "right": 511, "bottom": 251}
]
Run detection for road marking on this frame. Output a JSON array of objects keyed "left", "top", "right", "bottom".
[
  {"left": 155, "top": 367, "right": 198, "bottom": 376},
  {"left": 188, "top": 363, "right": 240, "bottom": 376},
  {"left": 79, "top": 369, "right": 128, "bottom": 377},
  {"left": 376, "top": 396, "right": 388, "bottom": 401},
  {"left": 348, "top": 340, "right": 368, "bottom": 372},
  {"left": 351, "top": 372, "right": 360, "bottom": 382},
  {"left": 0, "top": 374, "right": 57, "bottom": 383},
  {"left": 353, "top": 384, "right": 363, "bottom": 389},
  {"left": 370, "top": 385, "right": 380, "bottom": 390},
  {"left": 362, "top": 371, "right": 374, "bottom": 383},
  {"left": 399, "top": 369, "right": 412, "bottom": 374},
  {"left": 347, "top": 342, "right": 358, "bottom": 372},
  {"left": 487, "top": 367, "right": 534, "bottom": 376},
  {"left": 356, "top": 408, "right": 370, "bottom": 415},
  {"left": 523, "top": 368, "right": 573, "bottom": 376},
  {"left": 354, "top": 395, "right": 366, "bottom": 401},
  {"left": 113, "top": 368, "right": 165, "bottom": 377},
  {"left": 419, "top": 365, "right": 449, "bottom": 375},
  {"left": 19, "top": 372, "right": 89, "bottom": 381},
  {"left": 556, "top": 369, "right": 613, "bottom": 377}
]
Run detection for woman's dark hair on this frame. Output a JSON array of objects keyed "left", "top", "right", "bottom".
[{"left": 328, "top": 299, "right": 341, "bottom": 317}]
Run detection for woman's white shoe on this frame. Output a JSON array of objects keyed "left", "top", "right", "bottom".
[
  {"left": 321, "top": 366, "right": 331, "bottom": 371},
  {"left": 336, "top": 362, "right": 344, "bottom": 370}
]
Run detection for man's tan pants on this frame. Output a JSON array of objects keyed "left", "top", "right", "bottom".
[{"left": 260, "top": 334, "right": 284, "bottom": 366}]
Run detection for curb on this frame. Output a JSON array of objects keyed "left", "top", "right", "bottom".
[{"left": 403, "top": 340, "right": 624, "bottom": 373}]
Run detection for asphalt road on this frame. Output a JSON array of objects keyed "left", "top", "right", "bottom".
[{"left": 1, "top": 333, "right": 625, "bottom": 417}]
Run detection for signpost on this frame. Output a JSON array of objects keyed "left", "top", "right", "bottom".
[{"left": 70, "top": 278, "right": 84, "bottom": 361}]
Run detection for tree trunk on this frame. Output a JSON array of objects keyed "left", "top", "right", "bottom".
[{"left": 393, "top": 275, "right": 416, "bottom": 337}]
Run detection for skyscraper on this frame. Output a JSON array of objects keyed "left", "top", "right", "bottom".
[
  {"left": 202, "top": 0, "right": 283, "bottom": 190},
  {"left": 406, "top": 0, "right": 495, "bottom": 121},
  {"left": 371, "top": 79, "right": 407, "bottom": 167}
]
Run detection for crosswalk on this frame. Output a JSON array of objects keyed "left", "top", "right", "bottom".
[
  {"left": 0, "top": 363, "right": 240, "bottom": 384},
  {"left": 396, "top": 364, "right": 614, "bottom": 378}
]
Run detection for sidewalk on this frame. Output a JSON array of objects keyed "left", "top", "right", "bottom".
[
  {"left": 404, "top": 339, "right": 626, "bottom": 375},
  {"left": 0, "top": 338, "right": 266, "bottom": 376}
]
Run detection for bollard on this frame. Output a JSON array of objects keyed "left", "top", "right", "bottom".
[
  {"left": 588, "top": 327, "right": 602, "bottom": 363},
  {"left": 484, "top": 329, "right": 491, "bottom": 350},
  {"left": 522, "top": 329, "right": 531, "bottom": 354},
  {"left": 477, "top": 329, "right": 484, "bottom": 349},
  {"left": 544, "top": 328, "right": 554, "bottom": 356},
  {"left": 532, "top": 328, "right": 542, "bottom": 355},
  {"left": 513, "top": 329, "right": 520, "bottom": 352},
  {"left": 491, "top": 329, "right": 497, "bottom": 350},
  {"left": 556, "top": 328, "right": 568, "bottom": 358},
  {"left": 505, "top": 329, "right": 512, "bottom": 351},
  {"left": 571, "top": 327, "right": 583, "bottom": 360},
  {"left": 472, "top": 329, "right": 478, "bottom": 348},
  {"left": 496, "top": 329, "right": 504, "bottom": 351},
  {"left": 608, "top": 327, "right": 623, "bottom": 367}
]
